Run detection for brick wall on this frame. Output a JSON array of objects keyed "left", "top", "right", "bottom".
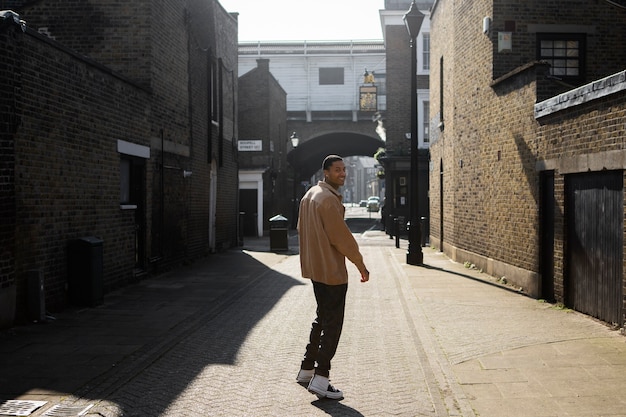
[
  {"left": 0, "top": 22, "right": 19, "bottom": 296},
  {"left": 429, "top": 0, "right": 545, "bottom": 292},
  {"left": 429, "top": 0, "right": 626, "bottom": 320},
  {"left": 15, "top": 0, "right": 153, "bottom": 88},
  {"left": 491, "top": 1, "right": 626, "bottom": 98},
  {"left": 537, "top": 90, "right": 626, "bottom": 313},
  {"left": 238, "top": 58, "right": 289, "bottom": 230},
  {"left": 1, "top": 0, "right": 240, "bottom": 319},
  {"left": 429, "top": 0, "right": 458, "bottom": 250},
  {"left": 7, "top": 27, "right": 149, "bottom": 315},
  {"left": 211, "top": 0, "right": 239, "bottom": 249},
  {"left": 384, "top": 25, "right": 411, "bottom": 155}
]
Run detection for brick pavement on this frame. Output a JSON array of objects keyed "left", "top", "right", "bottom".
[
  {"left": 87, "top": 232, "right": 449, "bottom": 416},
  {"left": 1, "top": 230, "right": 625, "bottom": 417}
]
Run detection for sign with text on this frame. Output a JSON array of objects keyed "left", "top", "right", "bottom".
[{"left": 238, "top": 140, "right": 262, "bottom": 151}]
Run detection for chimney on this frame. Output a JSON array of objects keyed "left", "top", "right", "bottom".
[{"left": 256, "top": 58, "right": 270, "bottom": 71}]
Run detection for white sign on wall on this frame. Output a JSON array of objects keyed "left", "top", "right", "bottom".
[{"left": 238, "top": 140, "right": 262, "bottom": 151}]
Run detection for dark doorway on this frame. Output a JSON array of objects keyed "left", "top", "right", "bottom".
[
  {"left": 539, "top": 171, "right": 555, "bottom": 302},
  {"left": 565, "top": 170, "right": 623, "bottom": 326},
  {"left": 239, "top": 189, "right": 258, "bottom": 237},
  {"left": 439, "top": 160, "right": 444, "bottom": 251},
  {"left": 121, "top": 156, "right": 146, "bottom": 272}
]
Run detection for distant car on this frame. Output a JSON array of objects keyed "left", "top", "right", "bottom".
[
  {"left": 367, "top": 196, "right": 380, "bottom": 212},
  {"left": 359, "top": 200, "right": 368, "bottom": 207}
]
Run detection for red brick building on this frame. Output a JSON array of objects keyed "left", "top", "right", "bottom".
[{"left": 0, "top": 0, "right": 239, "bottom": 326}]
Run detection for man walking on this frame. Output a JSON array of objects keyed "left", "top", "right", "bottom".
[{"left": 296, "top": 155, "right": 370, "bottom": 400}]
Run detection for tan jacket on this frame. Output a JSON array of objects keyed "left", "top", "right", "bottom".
[{"left": 297, "top": 181, "right": 367, "bottom": 285}]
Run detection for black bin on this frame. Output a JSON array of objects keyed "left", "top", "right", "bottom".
[
  {"left": 68, "top": 236, "right": 103, "bottom": 307},
  {"left": 269, "top": 214, "right": 289, "bottom": 251}
]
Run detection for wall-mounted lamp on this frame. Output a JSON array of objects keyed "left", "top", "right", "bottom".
[
  {"left": 290, "top": 131, "right": 299, "bottom": 149},
  {"left": 183, "top": 170, "right": 192, "bottom": 178},
  {"left": 482, "top": 16, "right": 491, "bottom": 34}
]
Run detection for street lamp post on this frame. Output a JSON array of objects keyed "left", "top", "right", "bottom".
[
  {"left": 290, "top": 132, "right": 300, "bottom": 229},
  {"left": 404, "top": 0, "right": 424, "bottom": 266}
]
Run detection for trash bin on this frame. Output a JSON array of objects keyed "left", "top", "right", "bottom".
[
  {"left": 269, "top": 214, "right": 289, "bottom": 252},
  {"left": 67, "top": 236, "right": 103, "bottom": 307},
  {"left": 26, "top": 270, "right": 45, "bottom": 322}
]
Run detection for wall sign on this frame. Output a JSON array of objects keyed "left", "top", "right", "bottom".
[
  {"left": 359, "top": 85, "right": 377, "bottom": 112},
  {"left": 238, "top": 140, "right": 262, "bottom": 151}
]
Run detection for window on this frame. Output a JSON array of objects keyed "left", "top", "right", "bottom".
[
  {"left": 117, "top": 140, "right": 149, "bottom": 208},
  {"left": 423, "top": 100, "right": 430, "bottom": 143},
  {"left": 319, "top": 67, "right": 344, "bottom": 85},
  {"left": 210, "top": 56, "right": 221, "bottom": 123},
  {"left": 422, "top": 33, "right": 430, "bottom": 71},
  {"left": 120, "top": 158, "right": 132, "bottom": 204},
  {"left": 439, "top": 56, "right": 444, "bottom": 130},
  {"left": 375, "top": 73, "right": 387, "bottom": 95},
  {"left": 120, "top": 156, "right": 143, "bottom": 206},
  {"left": 537, "top": 33, "right": 585, "bottom": 84}
]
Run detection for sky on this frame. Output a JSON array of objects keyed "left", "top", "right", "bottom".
[{"left": 217, "top": 0, "right": 386, "bottom": 42}]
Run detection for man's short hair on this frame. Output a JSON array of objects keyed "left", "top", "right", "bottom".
[{"left": 322, "top": 155, "right": 343, "bottom": 171}]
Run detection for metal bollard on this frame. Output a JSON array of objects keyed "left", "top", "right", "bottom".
[
  {"left": 394, "top": 217, "right": 400, "bottom": 248},
  {"left": 420, "top": 216, "right": 427, "bottom": 247}
]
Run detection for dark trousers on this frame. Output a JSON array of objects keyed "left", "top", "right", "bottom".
[{"left": 301, "top": 281, "right": 348, "bottom": 378}]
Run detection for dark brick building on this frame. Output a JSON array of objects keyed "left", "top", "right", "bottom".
[
  {"left": 429, "top": 0, "right": 626, "bottom": 328},
  {"left": 0, "top": 0, "right": 239, "bottom": 326},
  {"left": 379, "top": 0, "right": 433, "bottom": 238},
  {"left": 237, "top": 58, "right": 288, "bottom": 236}
]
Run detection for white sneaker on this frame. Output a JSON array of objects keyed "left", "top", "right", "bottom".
[
  {"left": 307, "top": 374, "right": 343, "bottom": 399},
  {"left": 296, "top": 368, "right": 315, "bottom": 383}
]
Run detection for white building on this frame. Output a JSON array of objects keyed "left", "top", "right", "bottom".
[{"left": 239, "top": 40, "right": 386, "bottom": 122}]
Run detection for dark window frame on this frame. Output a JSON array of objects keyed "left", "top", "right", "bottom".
[{"left": 537, "top": 33, "right": 586, "bottom": 85}]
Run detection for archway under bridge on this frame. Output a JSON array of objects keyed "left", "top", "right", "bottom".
[{"left": 287, "top": 131, "right": 384, "bottom": 181}]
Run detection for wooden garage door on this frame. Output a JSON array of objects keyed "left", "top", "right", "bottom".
[{"left": 566, "top": 170, "right": 623, "bottom": 326}]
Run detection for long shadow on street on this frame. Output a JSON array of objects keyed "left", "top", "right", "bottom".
[
  {"left": 0, "top": 218, "right": 383, "bottom": 416},
  {"left": 0, "top": 249, "right": 303, "bottom": 416}
]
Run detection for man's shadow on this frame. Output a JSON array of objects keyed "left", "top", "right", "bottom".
[
  {"left": 311, "top": 399, "right": 365, "bottom": 417},
  {"left": 298, "top": 382, "right": 364, "bottom": 416}
]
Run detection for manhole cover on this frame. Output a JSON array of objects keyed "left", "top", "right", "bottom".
[
  {"left": 42, "top": 404, "right": 93, "bottom": 417},
  {"left": 0, "top": 400, "right": 47, "bottom": 416}
]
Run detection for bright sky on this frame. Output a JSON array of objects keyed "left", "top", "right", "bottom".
[{"left": 218, "top": 0, "right": 386, "bottom": 42}]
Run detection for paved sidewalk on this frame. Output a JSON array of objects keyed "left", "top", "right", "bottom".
[
  {"left": 392, "top": 247, "right": 626, "bottom": 417},
  {"left": 1, "top": 230, "right": 625, "bottom": 417}
]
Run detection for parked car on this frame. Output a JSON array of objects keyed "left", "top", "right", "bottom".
[
  {"left": 359, "top": 200, "right": 369, "bottom": 207},
  {"left": 367, "top": 196, "right": 380, "bottom": 212}
]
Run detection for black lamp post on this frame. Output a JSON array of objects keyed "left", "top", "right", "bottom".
[
  {"left": 290, "top": 132, "right": 300, "bottom": 229},
  {"left": 404, "top": 0, "right": 424, "bottom": 266}
]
